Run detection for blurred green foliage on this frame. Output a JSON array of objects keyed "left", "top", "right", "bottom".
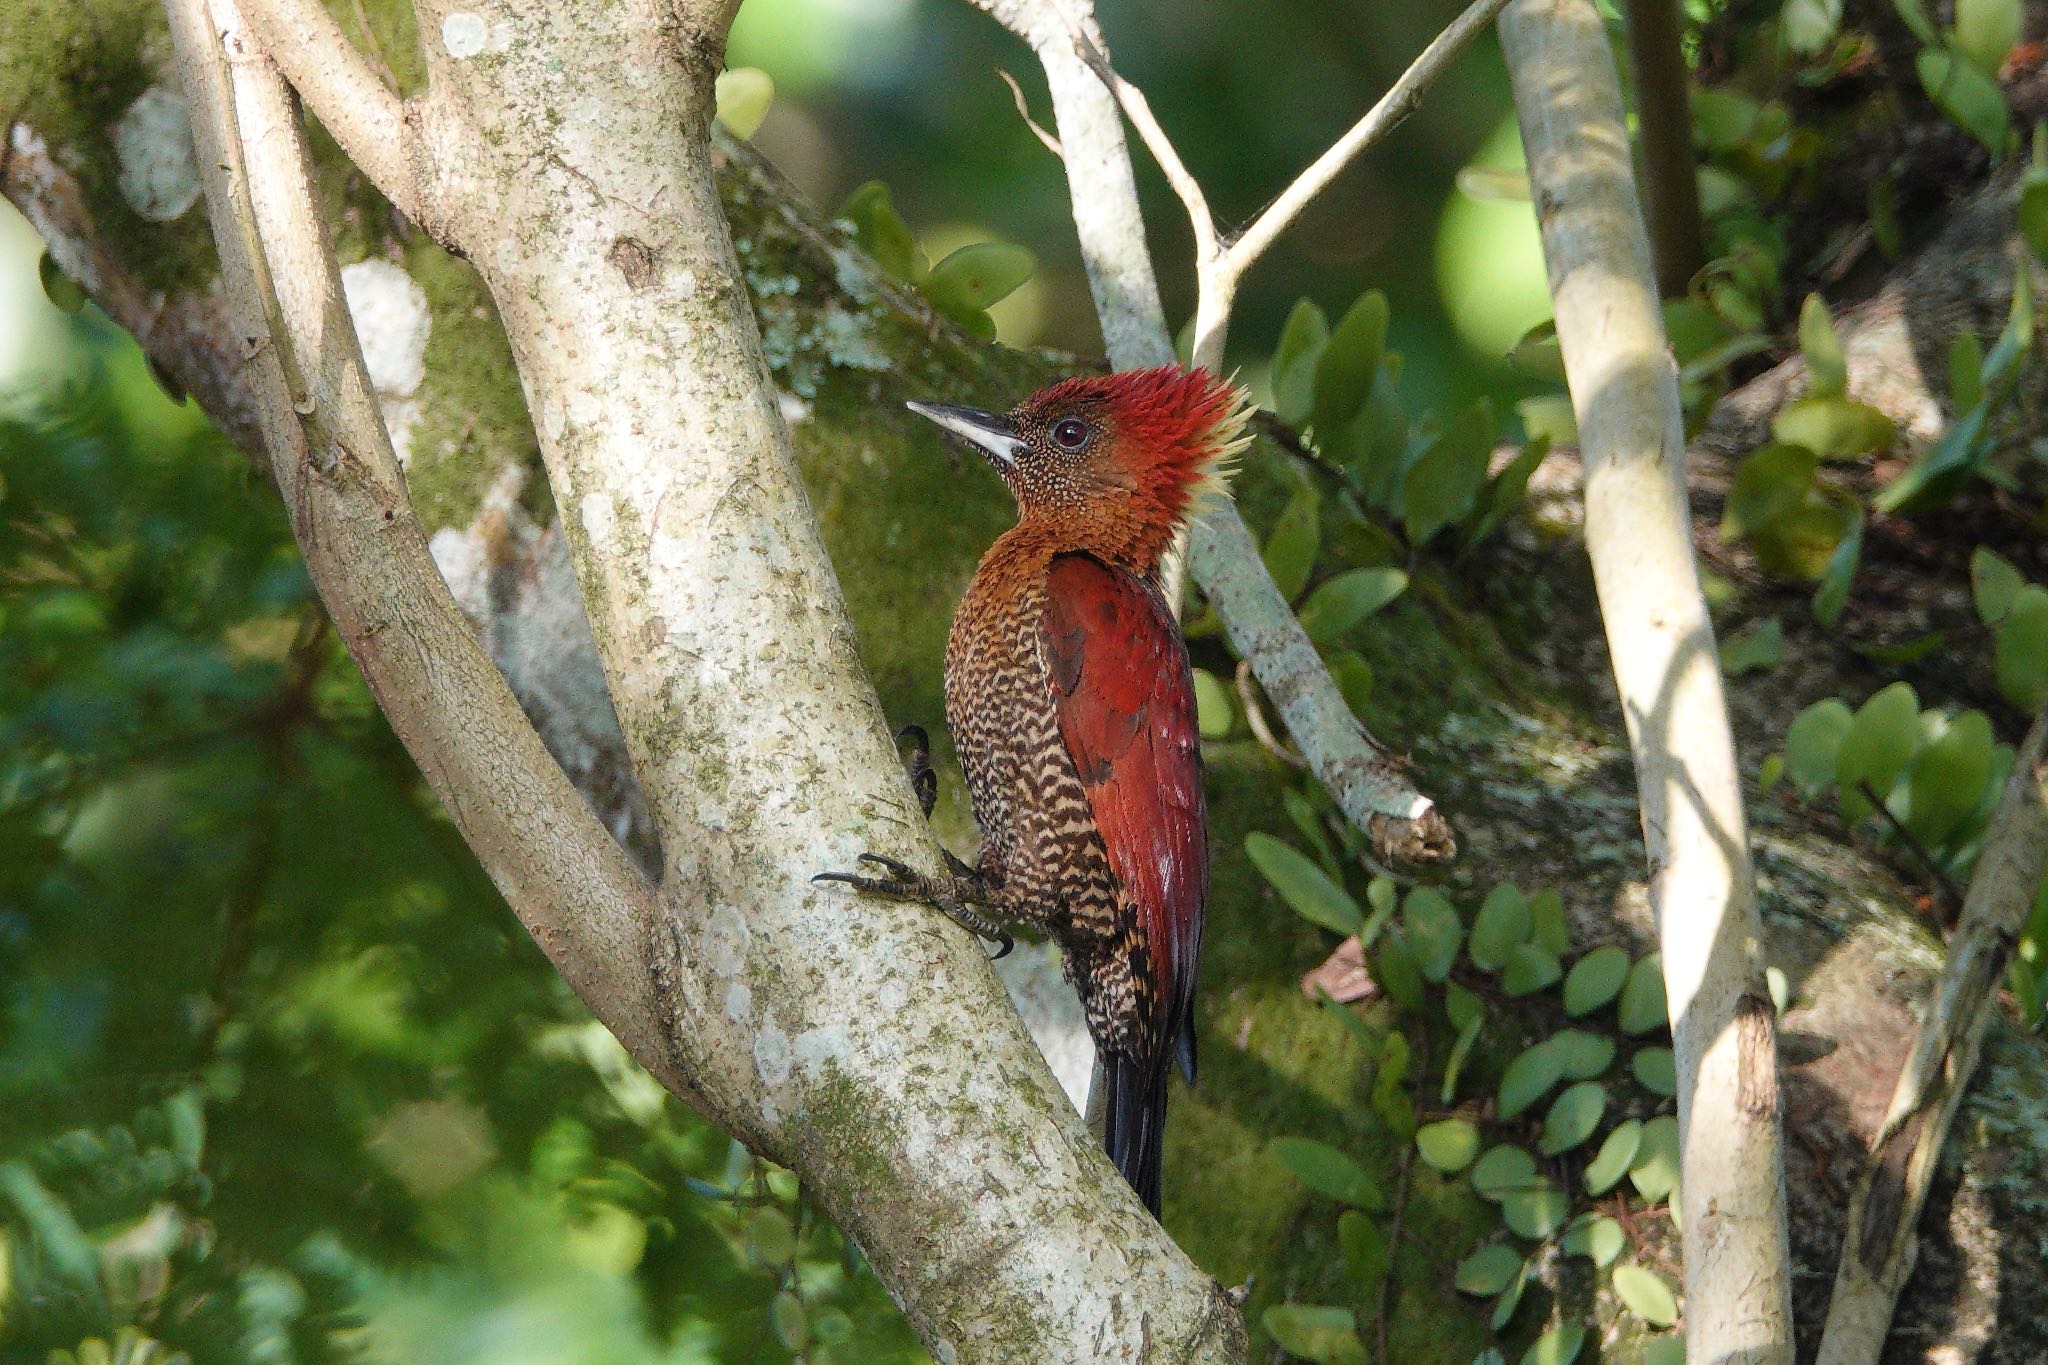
[{"left": 0, "top": 333, "right": 923, "bottom": 1363}]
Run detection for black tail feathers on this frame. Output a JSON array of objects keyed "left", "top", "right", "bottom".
[{"left": 1103, "top": 1051, "right": 1171, "bottom": 1215}]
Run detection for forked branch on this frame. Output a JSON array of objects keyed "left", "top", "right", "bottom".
[{"left": 162, "top": 0, "right": 688, "bottom": 1105}]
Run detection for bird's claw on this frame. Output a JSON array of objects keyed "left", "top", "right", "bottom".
[
  {"left": 896, "top": 725, "right": 938, "bottom": 819},
  {"left": 814, "top": 851, "right": 1012, "bottom": 959}
]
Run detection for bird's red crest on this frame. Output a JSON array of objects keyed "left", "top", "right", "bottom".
[{"left": 1017, "top": 365, "right": 1249, "bottom": 565}]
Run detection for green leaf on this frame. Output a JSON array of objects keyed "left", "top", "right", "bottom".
[
  {"left": 1613, "top": 1264, "right": 1682, "bottom": 1327},
  {"left": 1785, "top": 698, "right": 1854, "bottom": 797},
  {"left": 1299, "top": 568, "right": 1409, "bottom": 644},
  {"left": 1582, "top": 1119, "right": 1643, "bottom": 1195},
  {"left": 1633, "top": 1047, "right": 1679, "bottom": 1097},
  {"left": 1517, "top": 394, "right": 1578, "bottom": 447},
  {"left": 1417, "top": 1118, "right": 1481, "bottom": 1174},
  {"left": 1403, "top": 886, "right": 1464, "bottom": 982},
  {"left": 1972, "top": 546, "right": 2024, "bottom": 624},
  {"left": 1445, "top": 981, "right": 1483, "bottom": 1032},
  {"left": 1193, "top": 668, "right": 1234, "bottom": 740},
  {"left": 1502, "top": 943, "right": 1563, "bottom": 998},
  {"left": 1561, "top": 1213, "right": 1626, "bottom": 1266},
  {"left": 713, "top": 67, "right": 775, "bottom": 138},
  {"left": 1630, "top": 1115, "right": 1682, "bottom": 1202},
  {"left": 1530, "top": 889, "right": 1571, "bottom": 955},
  {"left": 839, "top": 181, "right": 921, "bottom": 282},
  {"left": 1312, "top": 292, "right": 1391, "bottom": 437},
  {"left": 1464, "top": 436, "right": 1550, "bottom": 546},
  {"left": 1996, "top": 585, "right": 2048, "bottom": 711},
  {"left": 1691, "top": 88, "right": 1761, "bottom": 150},
  {"left": 1721, "top": 444, "right": 1818, "bottom": 541},
  {"left": 1837, "top": 681, "right": 1923, "bottom": 821},
  {"left": 1563, "top": 945, "right": 1631, "bottom": 1016},
  {"left": 1985, "top": 253, "right": 2036, "bottom": 383},
  {"left": 1916, "top": 45, "right": 2010, "bottom": 152},
  {"left": 1322, "top": 649, "right": 1376, "bottom": 718},
  {"left": 1953, "top": 0, "right": 2022, "bottom": 75},
  {"left": 1374, "top": 1033, "right": 1416, "bottom": 1138},
  {"left": 1797, "top": 293, "right": 1847, "bottom": 396},
  {"left": 1470, "top": 883, "right": 1533, "bottom": 971},
  {"left": 2023, "top": 176, "right": 2048, "bottom": 268},
  {"left": 770, "top": 1289, "right": 809, "bottom": 1350},
  {"left": 1442, "top": 1012, "right": 1483, "bottom": 1104},
  {"left": 1903, "top": 709, "right": 1994, "bottom": 845},
  {"left": 1263, "top": 486, "right": 1322, "bottom": 603},
  {"left": 1262, "top": 1305, "right": 1369, "bottom": 1365},
  {"left": 1539, "top": 1082, "right": 1608, "bottom": 1155},
  {"left": 1374, "top": 931, "right": 1426, "bottom": 1012},
  {"left": 1812, "top": 503, "right": 1863, "bottom": 628},
  {"left": 1719, "top": 617, "right": 1783, "bottom": 676},
  {"left": 0, "top": 1163, "right": 99, "bottom": 1299},
  {"left": 1339, "top": 1211, "right": 1391, "bottom": 1299},
  {"left": 37, "top": 252, "right": 86, "bottom": 314},
  {"left": 1272, "top": 300, "right": 1331, "bottom": 427},
  {"left": 1889, "top": 0, "right": 1940, "bottom": 43},
  {"left": 1781, "top": 0, "right": 1843, "bottom": 53},
  {"left": 1552, "top": 1029, "right": 1616, "bottom": 1080},
  {"left": 1619, "top": 954, "right": 1668, "bottom": 1035},
  {"left": 1952, "top": 330, "right": 1987, "bottom": 411},
  {"left": 1771, "top": 397, "right": 1895, "bottom": 459},
  {"left": 1471, "top": 1145, "right": 1539, "bottom": 1201},
  {"left": 1490, "top": 1263, "right": 1529, "bottom": 1330},
  {"left": 1501, "top": 1178, "right": 1569, "bottom": 1239},
  {"left": 750, "top": 1207, "right": 798, "bottom": 1265},
  {"left": 1245, "top": 833, "right": 1364, "bottom": 935},
  {"left": 1498, "top": 1041, "right": 1564, "bottom": 1120},
  {"left": 1876, "top": 401, "right": 1988, "bottom": 514},
  {"left": 1474, "top": 1350, "right": 1510, "bottom": 1365},
  {"left": 1334, "top": 369, "right": 1410, "bottom": 496},
  {"left": 925, "top": 242, "right": 1036, "bottom": 315},
  {"left": 1269, "top": 1138, "right": 1385, "bottom": 1210},
  {"left": 1455, "top": 1243, "right": 1524, "bottom": 1295},
  {"left": 1402, "top": 399, "right": 1496, "bottom": 544}
]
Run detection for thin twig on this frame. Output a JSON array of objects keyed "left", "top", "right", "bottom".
[
  {"left": 1220, "top": 0, "right": 1515, "bottom": 280},
  {"left": 1235, "top": 659, "right": 1307, "bottom": 769},
  {"left": 1856, "top": 778, "right": 1964, "bottom": 919},
  {"left": 1374, "top": 1144, "right": 1413, "bottom": 1365},
  {"left": 1061, "top": 20, "right": 1218, "bottom": 262},
  {"left": 997, "top": 68, "right": 1063, "bottom": 156}
]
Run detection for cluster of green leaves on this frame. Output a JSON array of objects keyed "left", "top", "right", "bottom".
[
  {"left": 837, "top": 182, "right": 1035, "bottom": 339},
  {"left": 1721, "top": 262, "right": 2037, "bottom": 625},
  {"left": 0, "top": 354, "right": 919, "bottom": 1363},
  {"left": 1784, "top": 0, "right": 2026, "bottom": 151},
  {"left": 1772, "top": 681, "right": 2011, "bottom": 867},
  {"left": 1243, "top": 834, "right": 1689, "bottom": 1363},
  {"left": 1268, "top": 292, "right": 1547, "bottom": 551}
]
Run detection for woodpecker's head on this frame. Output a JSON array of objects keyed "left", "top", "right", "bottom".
[{"left": 908, "top": 365, "right": 1249, "bottom": 573}]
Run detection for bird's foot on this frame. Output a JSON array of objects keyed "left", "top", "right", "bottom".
[
  {"left": 897, "top": 725, "right": 938, "bottom": 819},
  {"left": 812, "top": 852, "right": 1013, "bottom": 959}
]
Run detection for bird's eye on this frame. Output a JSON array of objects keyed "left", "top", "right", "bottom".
[{"left": 1051, "top": 418, "right": 1091, "bottom": 450}]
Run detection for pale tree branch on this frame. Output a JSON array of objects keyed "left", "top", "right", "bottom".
[
  {"left": 968, "top": 0, "right": 1456, "bottom": 866},
  {"left": 236, "top": 0, "right": 426, "bottom": 226},
  {"left": 1818, "top": 709, "right": 2048, "bottom": 1364},
  {"left": 160, "top": 0, "right": 691, "bottom": 1106},
  {"left": 1501, "top": 0, "right": 1794, "bottom": 1359}
]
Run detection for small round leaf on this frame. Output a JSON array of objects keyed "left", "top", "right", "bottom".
[
  {"left": 1613, "top": 1263, "right": 1681, "bottom": 1327},
  {"left": 1500, "top": 1178, "right": 1569, "bottom": 1239},
  {"left": 1538, "top": 1082, "right": 1608, "bottom": 1156},
  {"left": 1519, "top": 1323, "right": 1585, "bottom": 1365},
  {"left": 1630, "top": 1115, "right": 1682, "bottom": 1202},
  {"left": 1552, "top": 1029, "right": 1616, "bottom": 1080},
  {"left": 1454, "top": 1243, "right": 1523, "bottom": 1296},
  {"left": 1469, "top": 883, "right": 1532, "bottom": 971},
  {"left": 1502, "top": 944, "right": 1562, "bottom": 998},
  {"left": 1498, "top": 1042, "right": 1564, "bottom": 1120},
  {"left": 1416, "top": 1119, "right": 1481, "bottom": 1174},
  {"left": 1582, "top": 1119, "right": 1643, "bottom": 1195},
  {"left": 1632, "top": 1047, "right": 1678, "bottom": 1097},
  {"left": 1471, "top": 1145, "right": 1538, "bottom": 1201},
  {"left": 1269, "top": 1137, "right": 1384, "bottom": 1210},
  {"left": 1618, "top": 954, "right": 1668, "bottom": 1035},
  {"left": 1245, "top": 834, "right": 1363, "bottom": 936},
  {"left": 1561, "top": 1213, "right": 1626, "bottom": 1266},
  {"left": 1563, "top": 946, "right": 1630, "bottom": 1016}
]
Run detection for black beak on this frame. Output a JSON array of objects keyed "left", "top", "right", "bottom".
[{"left": 906, "top": 400, "right": 1020, "bottom": 467}]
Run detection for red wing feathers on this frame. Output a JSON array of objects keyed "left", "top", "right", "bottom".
[{"left": 1040, "top": 552, "right": 1206, "bottom": 1080}]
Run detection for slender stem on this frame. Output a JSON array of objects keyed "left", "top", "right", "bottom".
[
  {"left": 1622, "top": 0, "right": 1706, "bottom": 295},
  {"left": 1219, "top": 0, "right": 1516, "bottom": 281}
]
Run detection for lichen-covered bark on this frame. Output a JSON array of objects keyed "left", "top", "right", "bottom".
[{"left": 10, "top": 2, "right": 2048, "bottom": 1357}]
